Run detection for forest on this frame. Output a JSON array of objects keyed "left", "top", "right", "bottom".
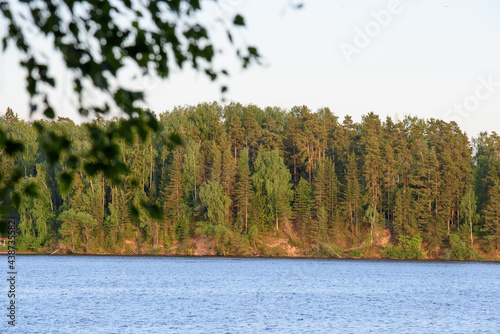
[{"left": 1, "top": 103, "right": 499, "bottom": 260}]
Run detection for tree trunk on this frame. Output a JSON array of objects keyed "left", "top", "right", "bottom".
[
  {"left": 370, "top": 217, "right": 374, "bottom": 246},
  {"left": 276, "top": 206, "right": 279, "bottom": 231},
  {"left": 470, "top": 216, "right": 473, "bottom": 245},
  {"left": 245, "top": 193, "right": 248, "bottom": 234}
]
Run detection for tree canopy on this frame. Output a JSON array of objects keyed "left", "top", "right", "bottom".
[
  {"left": 0, "top": 0, "right": 262, "bottom": 216},
  {"left": 1, "top": 103, "right": 499, "bottom": 259}
]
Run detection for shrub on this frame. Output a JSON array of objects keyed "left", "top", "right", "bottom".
[
  {"left": 349, "top": 249, "right": 362, "bottom": 258},
  {"left": 195, "top": 222, "right": 215, "bottom": 236},
  {"left": 195, "top": 223, "right": 236, "bottom": 255},
  {"left": 248, "top": 225, "right": 259, "bottom": 247},
  {"left": 381, "top": 234, "right": 424, "bottom": 260},
  {"left": 443, "top": 234, "right": 477, "bottom": 261}
]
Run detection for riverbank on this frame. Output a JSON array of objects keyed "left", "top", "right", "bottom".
[
  {"left": 2, "top": 229, "right": 499, "bottom": 262},
  {"left": 2, "top": 251, "right": 500, "bottom": 263}
]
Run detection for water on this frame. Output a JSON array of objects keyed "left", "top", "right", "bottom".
[{"left": 3, "top": 256, "right": 500, "bottom": 333}]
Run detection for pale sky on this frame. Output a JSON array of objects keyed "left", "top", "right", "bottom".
[{"left": 1, "top": 0, "right": 499, "bottom": 137}]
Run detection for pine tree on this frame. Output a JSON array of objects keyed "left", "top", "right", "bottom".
[
  {"left": 296, "top": 106, "right": 318, "bottom": 185},
  {"left": 3, "top": 107, "right": 19, "bottom": 123},
  {"left": 182, "top": 138, "right": 203, "bottom": 206},
  {"left": 106, "top": 185, "right": 128, "bottom": 247},
  {"left": 313, "top": 158, "right": 326, "bottom": 218},
  {"left": 243, "top": 105, "right": 262, "bottom": 159},
  {"left": 208, "top": 142, "right": 222, "bottom": 182},
  {"left": 380, "top": 117, "right": 398, "bottom": 231},
  {"left": 221, "top": 147, "right": 236, "bottom": 226},
  {"left": 472, "top": 132, "right": 492, "bottom": 212},
  {"left": 407, "top": 119, "right": 431, "bottom": 232},
  {"left": 425, "top": 146, "right": 444, "bottom": 248},
  {"left": 324, "top": 158, "right": 339, "bottom": 232},
  {"left": 69, "top": 172, "right": 85, "bottom": 212},
  {"left": 235, "top": 148, "right": 253, "bottom": 233},
  {"left": 221, "top": 147, "right": 236, "bottom": 198},
  {"left": 483, "top": 168, "right": 500, "bottom": 249},
  {"left": 162, "top": 147, "right": 184, "bottom": 240},
  {"left": 284, "top": 114, "right": 301, "bottom": 184},
  {"left": 393, "top": 187, "right": 413, "bottom": 237},
  {"left": 342, "top": 152, "right": 362, "bottom": 236},
  {"left": 435, "top": 121, "right": 458, "bottom": 236},
  {"left": 228, "top": 116, "right": 244, "bottom": 163},
  {"left": 293, "top": 177, "right": 312, "bottom": 236},
  {"left": 361, "top": 113, "right": 382, "bottom": 243}
]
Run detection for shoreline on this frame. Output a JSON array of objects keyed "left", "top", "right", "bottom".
[{"left": 1, "top": 250, "right": 499, "bottom": 263}]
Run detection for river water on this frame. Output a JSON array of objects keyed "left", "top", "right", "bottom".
[{"left": 3, "top": 256, "right": 500, "bottom": 333}]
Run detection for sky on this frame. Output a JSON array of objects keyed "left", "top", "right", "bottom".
[{"left": 1, "top": 0, "right": 500, "bottom": 138}]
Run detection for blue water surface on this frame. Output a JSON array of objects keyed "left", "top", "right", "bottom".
[{"left": 3, "top": 256, "right": 500, "bottom": 333}]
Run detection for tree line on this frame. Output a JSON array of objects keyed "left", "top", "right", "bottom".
[{"left": 1, "top": 103, "right": 499, "bottom": 258}]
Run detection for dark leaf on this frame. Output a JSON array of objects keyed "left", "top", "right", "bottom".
[
  {"left": 168, "top": 133, "right": 182, "bottom": 147},
  {"left": 43, "top": 106, "right": 55, "bottom": 119},
  {"left": 58, "top": 172, "right": 73, "bottom": 194},
  {"left": 11, "top": 192, "right": 21, "bottom": 209},
  {"left": 84, "top": 163, "right": 99, "bottom": 176},
  {"left": 233, "top": 14, "right": 245, "bottom": 26},
  {"left": 66, "top": 155, "right": 79, "bottom": 169},
  {"left": 129, "top": 205, "right": 139, "bottom": 221},
  {"left": 130, "top": 178, "right": 140, "bottom": 188},
  {"left": 23, "top": 182, "right": 38, "bottom": 197},
  {"left": 4, "top": 140, "right": 24, "bottom": 156},
  {"left": 141, "top": 201, "right": 163, "bottom": 220}
]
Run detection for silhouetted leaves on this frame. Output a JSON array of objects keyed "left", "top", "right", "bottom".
[
  {"left": 233, "top": 15, "right": 245, "bottom": 26},
  {"left": 58, "top": 172, "right": 74, "bottom": 195},
  {"left": 0, "top": 0, "right": 261, "bottom": 220}
]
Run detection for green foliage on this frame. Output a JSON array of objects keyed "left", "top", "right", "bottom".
[
  {"left": 382, "top": 234, "right": 425, "bottom": 260},
  {"left": 1, "top": 103, "right": 499, "bottom": 260},
  {"left": 349, "top": 249, "right": 362, "bottom": 258},
  {"left": 14, "top": 165, "right": 54, "bottom": 251},
  {"left": 195, "top": 222, "right": 216, "bottom": 236},
  {"left": 252, "top": 150, "right": 293, "bottom": 230},
  {"left": 443, "top": 234, "right": 477, "bottom": 261},
  {"left": 182, "top": 138, "right": 203, "bottom": 205},
  {"left": 199, "top": 181, "right": 231, "bottom": 226},
  {"left": 293, "top": 178, "right": 312, "bottom": 234},
  {"left": 0, "top": 1, "right": 261, "bottom": 219},
  {"left": 364, "top": 204, "right": 380, "bottom": 245},
  {"left": 175, "top": 216, "right": 190, "bottom": 242},
  {"left": 482, "top": 174, "right": 500, "bottom": 249},
  {"left": 343, "top": 152, "right": 362, "bottom": 236},
  {"left": 195, "top": 222, "right": 247, "bottom": 256},
  {"left": 459, "top": 187, "right": 478, "bottom": 245},
  {"left": 213, "top": 224, "right": 233, "bottom": 255},
  {"left": 248, "top": 225, "right": 259, "bottom": 246},
  {"left": 234, "top": 148, "right": 253, "bottom": 233},
  {"left": 59, "top": 209, "right": 97, "bottom": 252}
]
